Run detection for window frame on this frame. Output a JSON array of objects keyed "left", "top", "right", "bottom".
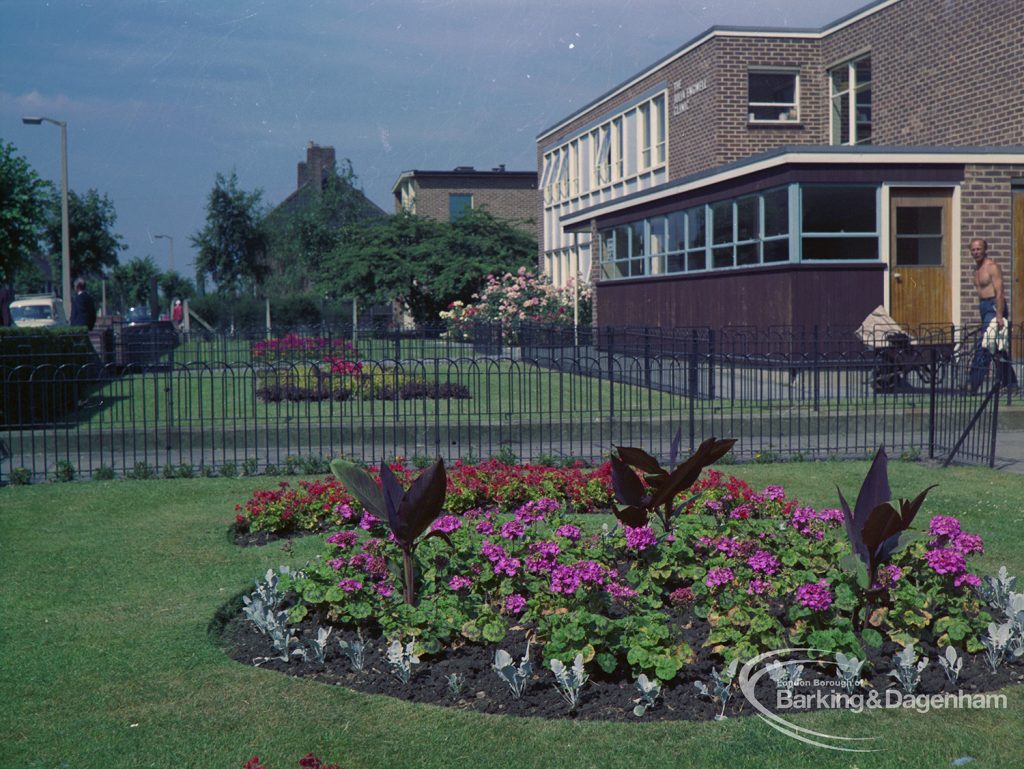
[
  {"left": 747, "top": 69, "right": 800, "bottom": 124},
  {"left": 830, "top": 54, "right": 872, "bottom": 146}
]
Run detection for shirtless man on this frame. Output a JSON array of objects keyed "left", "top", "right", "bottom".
[
  {"left": 968, "top": 238, "right": 1017, "bottom": 391},
  {"left": 971, "top": 238, "right": 1006, "bottom": 329}
]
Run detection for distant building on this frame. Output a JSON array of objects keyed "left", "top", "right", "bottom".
[
  {"left": 264, "top": 142, "right": 387, "bottom": 291},
  {"left": 537, "top": 0, "right": 1024, "bottom": 333},
  {"left": 392, "top": 166, "right": 538, "bottom": 234}
]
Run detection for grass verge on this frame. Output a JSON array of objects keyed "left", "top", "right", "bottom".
[{"left": 1, "top": 462, "right": 1022, "bottom": 768}]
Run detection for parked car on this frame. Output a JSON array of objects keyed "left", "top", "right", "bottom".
[{"left": 9, "top": 295, "right": 68, "bottom": 328}]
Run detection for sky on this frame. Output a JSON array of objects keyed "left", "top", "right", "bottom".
[{"left": 2, "top": 0, "right": 862, "bottom": 277}]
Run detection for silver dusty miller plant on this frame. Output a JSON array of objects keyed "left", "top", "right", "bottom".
[
  {"left": 549, "top": 654, "right": 589, "bottom": 711},
  {"left": 242, "top": 568, "right": 298, "bottom": 663},
  {"left": 694, "top": 659, "right": 739, "bottom": 720},
  {"left": 386, "top": 637, "right": 421, "bottom": 685},
  {"left": 632, "top": 673, "right": 662, "bottom": 717},
  {"left": 445, "top": 673, "right": 466, "bottom": 699},
  {"left": 938, "top": 646, "right": 963, "bottom": 685},
  {"left": 337, "top": 629, "right": 367, "bottom": 672},
  {"left": 294, "top": 626, "right": 332, "bottom": 664},
  {"left": 493, "top": 641, "right": 533, "bottom": 699},
  {"left": 982, "top": 621, "right": 1014, "bottom": 673},
  {"left": 889, "top": 645, "right": 928, "bottom": 694},
  {"left": 834, "top": 652, "right": 865, "bottom": 688},
  {"left": 766, "top": 660, "right": 805, "bottom": 690}
]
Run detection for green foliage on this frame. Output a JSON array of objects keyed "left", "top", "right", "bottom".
[
  {"left": 158, "top": 270, "right": 196, "bottom": 305},
  {"left": 93, "top": 465, "right": 115, "bottom": 481},
  {"left": 0, "top": 139, "right": 52, "bottom": 285},
  {"left": 188, "top": 293, "right": 265, "bottom": 330},
  {"left": 219, "top": 462, "right": 238, "bottom": 478},
  {"left": 191, "top": 171, "right": 268, "bottom": 294},
  {"left": 109, "top": 255, "right": 160, "bottom": 313},
  {"left": 53, "top": 460, "right": 75, "bottom": 482},
  {"left": 318, "top": 208, "right": 536, "bottom": 324},
  {"left": 43, "top": 188, "right": 126, "bottom": 281},
  {"left": 263, "top": 160, "right": 384, "bottom": 295},
  {"left": 10, "top": 466, "right": 32, "bottom": 485},
  {"left": 125, "top": 461, "right": 156, "bottom": 480}
]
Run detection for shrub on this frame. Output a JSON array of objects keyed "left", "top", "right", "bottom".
[
  {"left": 10, "top": 466, "right": 32, "bottom": 485},
  {"left": 125, "top": 461, "right": 155, "bottom": 480},
  {"left": 93, "top": 466, "right": 115, "bottom": 481},
  {"left": 53, "top": 460, "right": 75, "bottom": 483}
]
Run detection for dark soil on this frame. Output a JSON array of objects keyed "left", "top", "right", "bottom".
[
  {"left": 217, "top": 603, "right": 1024, "bottom": 722},
  {"left": 231, "top": 524, "right": 334, "bottom": 548}
]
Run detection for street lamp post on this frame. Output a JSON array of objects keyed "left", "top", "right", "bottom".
[
  {"left": 154, "top": 234, "right": 174, "bottom": 273},
  {"left": 22, "top": 116, "right": 70, "bottom": 305}
]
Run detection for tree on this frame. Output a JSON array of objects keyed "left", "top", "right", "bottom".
[
  {"left": 263, "top": 158, "right": 384, "bottom": 294},
  {"left": 0, "top": 139, "right": 52, "bottom": 285},
  {"left": 317, "top": 209, "right": 536, "bottom": 324},
  {"left": 158, "top": 270, "right": 195, "bottom": 304},
  {"left": 109, "top": 256, "right": 159, "bottom": 312},
  {"left": 191, "top": 171, "right": 268, "bottom": 294},
  {"left": 43, "top": 188, "right": 126, "bottom": 282}
]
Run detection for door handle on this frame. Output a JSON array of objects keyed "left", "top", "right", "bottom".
[{"left": 893, "top": 272, "right": 902, "bottom": 282}]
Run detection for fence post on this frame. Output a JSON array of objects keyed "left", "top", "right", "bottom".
[
  {"left": 708, "top": 329, "right": 716, "bottom": 401},
  {"left": 607, "top": 327, "right": 616, "bottom": 426},
  {"left": 927, "top": 346, "right": 937, "bottom": 459},
  {"left": 813, "top": 325, "right": 820, "bottom": 413},
  {"left": 644, "top": 331, "right": 652, "bottom": 390},
  {"left": 688, "top": 329, "right": 698, "bottom": 452}
]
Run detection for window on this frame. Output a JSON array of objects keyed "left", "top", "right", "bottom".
[
  {"left": 895, "top": 206, "right": 944, "bottom": 265},
  {"left": 748, "top": 71, "right": 799, "bottom": 123},
  {"left": 449, "top": 194, "right": 473, "bottom": 222},
  {"left": 801, "top": 185, "right": 878, "bottom": 260},
  {"left": 830, "top": 55, "right": 872, "bottom": 145}
]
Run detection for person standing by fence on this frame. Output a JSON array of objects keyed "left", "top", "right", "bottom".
[
  {"left": 69, "top": 278, "right": 97, "bottom": 331},
  {"left": 967, "top": 238, "right": 1017, "bottom": 393}
]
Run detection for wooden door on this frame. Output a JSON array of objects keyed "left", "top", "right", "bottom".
[{"left": 889, "top": 189, "right": 953, "bottom": 332}]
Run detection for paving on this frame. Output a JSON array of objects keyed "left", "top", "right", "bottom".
[{"left": 995, "top": 430, "right": 1024, "bottom": 474}]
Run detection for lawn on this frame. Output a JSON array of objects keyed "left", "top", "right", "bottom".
[{"left": 2, "top": 460, "right": 1022, "bottom": 769}]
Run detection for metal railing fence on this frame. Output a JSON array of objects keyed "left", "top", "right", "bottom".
[{"left": 1, "top": 327, "right": 1010, "bottom": 482}]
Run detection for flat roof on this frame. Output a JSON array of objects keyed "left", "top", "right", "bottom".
[
  {"left": 537, "top": 0, "right": 900, "bottom": 141},
  {"left": 391, "top": 168, "right": 537, "bottom": 195},
  {"left": 560, "top": 145, "right": 1024, "bottom": 229}
]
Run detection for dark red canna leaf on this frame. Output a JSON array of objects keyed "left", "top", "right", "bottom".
[
  {"left": 393, "top": 458, "right": 447, "bottom": 548},
  {"left": 615, "top": 446, "right": 664, "bottom": 477},
  {"left": 330, "top": 459, "right": 386, "bottom": 520},
  {"left": 610, "top": 454, "right": 647, "bottom": 506},
  {"left": 650, "top": 437, "right": 735, "bottom": 508}
]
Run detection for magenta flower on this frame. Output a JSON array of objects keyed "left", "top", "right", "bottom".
[
  {"left": 795, "top": 580, "right": 833, "bottom": 611},
  {"left": 448, "top": 575, "right": 473, "bottom": 591},
  {"left": 475, "top": 519, "right": 495, "bottom": 535},
  {"left": 556, "top": 524, "right": 581, "bottom": 541},
  {"left": 431, "top": 515, "right": 462, "bottom": 534},
  {"left": 746, "top": 550, "right": 780, "bottom": 575},
  {"left": 747, "top": 578, "right": 772, "bottom": 595},
  {"left": 492, "top": 556, "right": 521, "bottom": 577},
  {"left": 481, "top": 541, "right": 506, "bottom": 562},
  {"left": 606, "top": 581, "right": 637, "bottom": 599},
  {"left": 375, "top": 582, "right": 394, "bottom": 598},
  {"left": 624, "top": 525, "right": 657, "bottom": 552},
  {"left": 514, "top": 498, "right": 559, "bottom": 524},
  {"left": 876, "top": 564, "right": 903, "bottom": 588},
  {"left": 505, "top": 594, "right": 527, "bottom": 614},
  {"left": 925, "top": 548, "right": 967, "bottom": 575},
  {"left": 952, "top": 532, "right": 984, "bottom": 555},
  {"left": 358, "top": 512, "right": 379, "bottom": 530},
  {"left": 928, "top": 515, "right": 962, "bottom": 538},
  {"left": 715, "top": 537, "right": 742, "bottom": 558},
  {"left": 705, "top": 567, "right": 735, "bottom": 589},
  {"left": 327, "top": 557, "right": 346, "bottom": 571},
  {"left": 500, "top": 520, "right": 525, "bottom": 539},
  {"left": 730, "top": 503, "right": 752, "bottom": 520},
  {"left": 337, "top": 578, "right": 363, "bottom": 592},
  {"left": 705, "top": 499, "right": 723, "bottom": 513},
  {"left": 760, "top": 485, "right": 786, "bottom": 501},
  {"left": 326, "top": 530, "right": 358, "bottom": 548},
  {"left": 530, "top": 540, "right": 561, "bottom": 559},
  {"left": 668, "top": 586, "right": 695, "bottom": 606},
  {"left": 333, "top": 503, "right": 356, "bottom": 520},
  {"left": 954, "top": 573, "right": 981, "bottom": 588}
]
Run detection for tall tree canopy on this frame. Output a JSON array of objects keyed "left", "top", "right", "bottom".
[
  {"left": 0, "top": 139, "right": 52, "bottom": 285},
  {"left": 43, "top": 188, "right": 126, "bottom": 282},
  {"left": 263, "top": 158, "right": 384, "bottom": 294},
  {"left": 158, "top": 270, "right": 196, "bottom": 305},
  {"left": 109, "top": 256, "right": 159, "bottom": 312},
  {"left": 317, "top": 208, "right": 536, "bottom": 324},
  {"left": 191, "top": 171, "right": 268, "bottom": 294}
]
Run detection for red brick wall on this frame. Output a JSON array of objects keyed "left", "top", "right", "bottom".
[{"left": 406, "top": 177, "right": 538, "bottom": 236}]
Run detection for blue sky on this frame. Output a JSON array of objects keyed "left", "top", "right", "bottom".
[{"left": 2, "top": 0, "right": 857, "bottom": 276}]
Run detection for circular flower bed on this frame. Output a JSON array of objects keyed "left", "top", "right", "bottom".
[{"left": 222, "top": 453, "right": 1024, "bottom": 721}]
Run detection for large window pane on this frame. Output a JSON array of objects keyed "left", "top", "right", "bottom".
[
  {"left": 713, "top": 246, "right": 734, "bottom": 269},
  {"left": 630, "top": 220, "right": 646, "bottom": 257},
  {"left": 737, "top": 196, "right": 759, "bottom": 242},
  {"left": 802, "top": 186, "right": 876, "bottom": 233},
  {"left": 712, "top": 201, "right": 733, "bottom": 245},
  {"left": 763, "top": 188, "right": 788, "bottom": 237},
  {"left": 667, "top": 211, "right": 686, "bottom": 252},
  {"left": 763, "top": 239, "right": 790, "bottom": 263},
  {"left": 687, "top": 208, "right": 706, "bottom": 250},
  {"left": 687, "top": 249, "right": 706, "bottom": 271},
  {"left": 736, "top": 243, "right": 759, "bottom": 266}
]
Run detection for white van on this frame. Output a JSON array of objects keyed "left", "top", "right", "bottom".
[{"left": 10, "top": 295, "right": 68, "bottom": 328}]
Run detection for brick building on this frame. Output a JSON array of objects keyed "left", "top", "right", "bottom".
[
  {"left": 392, "top": 166, "right": 538, "bottom": 235},
  {"left": 537, "top": 0, "right": 1024, "bottom": 333}
]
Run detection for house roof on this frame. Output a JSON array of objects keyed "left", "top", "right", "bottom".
[{"left": 391, "top": 167, "right": 537, "bottom": 195}]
